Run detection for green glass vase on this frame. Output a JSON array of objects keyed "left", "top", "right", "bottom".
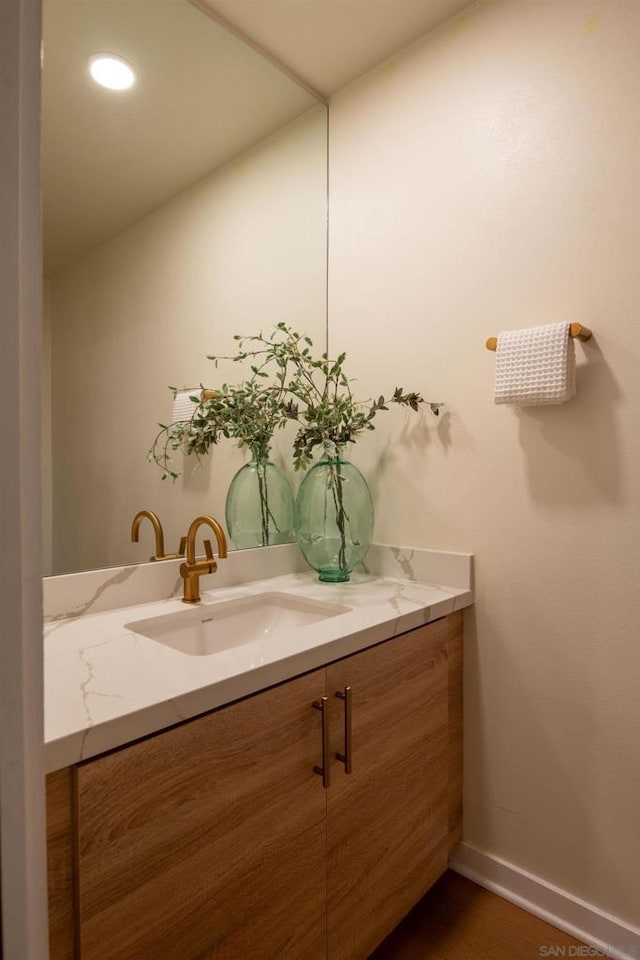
[
  {"left": 225, "top": 453, "right": 294, "bottom": 550},
  {"left": 294, "top": 444, "right": 374, "bottom": 582}
]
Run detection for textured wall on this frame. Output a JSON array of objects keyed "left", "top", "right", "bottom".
[{"left": 328, "top": 0, "right": 640, "bottom": 926}]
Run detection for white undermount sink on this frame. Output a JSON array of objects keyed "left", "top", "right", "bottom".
[{"left": 124, "top": 591, "right": 352, "bottom": 657}]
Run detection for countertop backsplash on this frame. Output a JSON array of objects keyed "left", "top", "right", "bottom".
[{"left": 43, "top": 542, "right": 472, "bottom": 623}]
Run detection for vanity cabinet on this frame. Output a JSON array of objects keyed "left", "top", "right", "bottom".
[
  {"left": 78, "top": 671, "right": 327, "bottom": 960},
  {"left": 326, "top": 614, "right": 451, "bottom": 959},
  {"left": 46, "top": 611, "right": 463, "bottom": 960}
]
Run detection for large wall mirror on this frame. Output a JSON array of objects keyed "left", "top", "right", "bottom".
[{"left": 41, "top": 0, "right": 328, "bottom": 576}]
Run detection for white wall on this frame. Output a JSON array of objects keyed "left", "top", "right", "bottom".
[
  {"left": 0, "top": 0, "right": 49, "bottom": 953},
  {"left": 328, "top": 0, "right": 640, "bottom": 929},
  {"left": 49, "top": 104, "right": 326, "bottom": 574},
  {"left": 42, "top": 279, "right": 53, "bottom": 575}
]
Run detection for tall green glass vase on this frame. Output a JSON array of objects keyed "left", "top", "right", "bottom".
[
  {"left": 294, "top": 444, "right": 374, "bottom": 582},
  {"left": 225, "top": 451, "right": 294, "bottom": 550}
]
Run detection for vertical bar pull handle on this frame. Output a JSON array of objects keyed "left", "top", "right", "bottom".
[
  {"left": 335, "top": 685, "right": 353, "bottom": 774},
  {"left": 312, "top": 696, "right": 330, "bottom": 788}
]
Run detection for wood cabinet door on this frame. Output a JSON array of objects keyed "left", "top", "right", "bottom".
[
  {"left": 326, "top": 619, "right": 450, "bottom": 960},
  {"left": 76, "top": 670, "right": 328, "bottom": 960}
]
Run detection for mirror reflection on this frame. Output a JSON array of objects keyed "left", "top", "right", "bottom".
[{"left": 41, "top": 0, "right": 328, "bottom": 576}]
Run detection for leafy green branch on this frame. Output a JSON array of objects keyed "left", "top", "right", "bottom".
[
  {"left": 208, "top": 323, "right": 442, "bottom": 471},
  {"left": 149, "top": 322, "right": 443, "bottom": 479},
  {"left": 148, "top": 379, "right": 289, "bottom": 480}
]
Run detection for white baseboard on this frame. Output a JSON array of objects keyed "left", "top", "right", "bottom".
[{"left": 449, "top": 842, "right": 640, "bottom": 960}]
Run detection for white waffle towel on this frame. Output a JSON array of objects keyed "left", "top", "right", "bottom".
[
  {"left": 171, "top": 389, "right": 200, "bottom": 423},
  {"left": 494, "top": 322, "right": 576, "bottom": 406}
]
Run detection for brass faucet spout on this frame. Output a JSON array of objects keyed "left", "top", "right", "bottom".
[
  {"left": 131, "top": 509, "right": 166, "bottom": 561},
  {"left": 180, "top": 515, "right": 228, "bottom": 603},
  {"left": 184, "top": 515, "right": 228, "bottom": 564},
  {"left": 131, "top": 509, "right": 186, "bottom": 562}
]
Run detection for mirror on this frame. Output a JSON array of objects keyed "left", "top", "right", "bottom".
[{"left": 41, "top": 0, "right": 328, "bottom": 576}]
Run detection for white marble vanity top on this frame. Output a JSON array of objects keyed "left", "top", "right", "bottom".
[{"left": 44, "top": 546, "right": 473, "bottom": 773}]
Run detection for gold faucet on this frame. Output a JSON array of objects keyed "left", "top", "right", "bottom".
[
  {"left": 180, "top": 515, "right": 228, "bottom": 603},
  {"left": 131, "top": 510, "right": 186, "bottom": 562}
]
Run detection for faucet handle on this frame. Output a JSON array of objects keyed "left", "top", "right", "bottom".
[
  {"left": 203, "top": 539, "right": 214, "bottom": 562},
  {"left": 162, "top": 535, "right": 188, "bottom": 561}
]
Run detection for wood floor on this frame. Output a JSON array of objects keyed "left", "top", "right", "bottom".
[{"left": 371, "top": 871, "right": 593, "bottom": 960}]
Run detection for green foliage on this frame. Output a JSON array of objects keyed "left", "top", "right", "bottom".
[
  {"left": 148, "top": 323, "right": 442, "bottom": 478},
  {"left": 148, "top": 380, "right": 288, "bottom": 479}
]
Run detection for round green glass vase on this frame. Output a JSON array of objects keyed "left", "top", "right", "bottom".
[
  {"left": 294, "top": 444, "right": 374, "bottom": 582},
  {"left": 225, "top": 452, "right": 294, "bottom": 550}
]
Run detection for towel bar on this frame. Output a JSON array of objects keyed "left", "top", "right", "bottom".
[
  {"left": 485, "top": 323, "right": 592, "bottom": 352},
  {"left": 177, "top": 388, "right": 219, "bottom": 400}
]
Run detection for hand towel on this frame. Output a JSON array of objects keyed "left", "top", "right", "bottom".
[
  {"left": 171, "top": 389, "right": 200, "bottom": 424},
  {"left": 494, "top": 322, "right": 576, "bottom": 406}
]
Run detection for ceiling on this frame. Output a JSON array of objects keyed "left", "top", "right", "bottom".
[
  {"left": 42, "top": 0, "right": 317, "bottom": 275},
  {"left": 202, "top": 0, "right": 478, "bottom": 98},
  {"left": 42, "top": 0, "right": 476, "bottom": 275}
]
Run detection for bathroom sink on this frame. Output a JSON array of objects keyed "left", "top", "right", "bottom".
[{"left": 124, "top": 592, "right": 351, "bottom": 657}]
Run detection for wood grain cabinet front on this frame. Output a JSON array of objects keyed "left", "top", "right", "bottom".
[
  {"left": 76, "top": 670, "right": 328, "bottom": 960},
  {"left": 46, "top": 612, "right": 463, "bottom": 960},
  {"left": 326, "top": 616, "right": 451, "bottom": 959}
]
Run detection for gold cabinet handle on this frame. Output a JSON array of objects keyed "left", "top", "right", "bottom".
[
  {"left": 335, "top": 686, "right": 353, "bottom": 774},
  {"left": 312, "top": 697, "right": 330, "bottom": 789}
]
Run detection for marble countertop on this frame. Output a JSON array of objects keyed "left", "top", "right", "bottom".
[{"left": 45, "top": 561, "right": 473, "bottom": 773}]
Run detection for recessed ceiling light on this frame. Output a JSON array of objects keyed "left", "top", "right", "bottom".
[{"left": 88, "top": 54, "right": 135, "bottom": 91}]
